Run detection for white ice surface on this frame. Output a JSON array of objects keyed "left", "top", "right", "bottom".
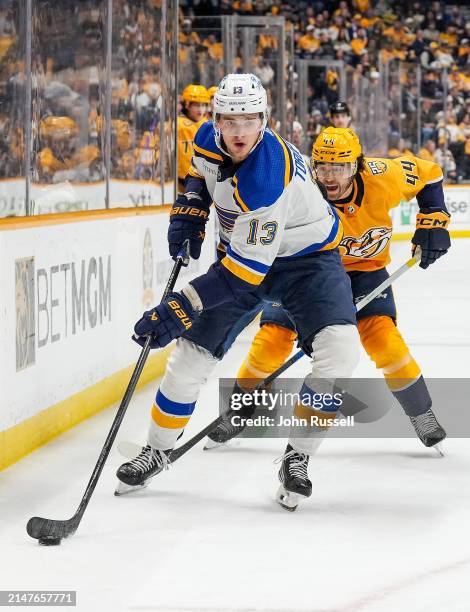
[{"left": 1, "top": 240, "right": 470, "bottom": 612}]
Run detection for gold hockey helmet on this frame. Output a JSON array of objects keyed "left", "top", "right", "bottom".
[
  {"left": 181, "top": 84, "right": 210, "bottom": 105},
  {"left": 312, "top": 127, "right": 361, "bottom": 164},
  {"left": 207, "top": 86, "right": 218, "bottom": 100}
]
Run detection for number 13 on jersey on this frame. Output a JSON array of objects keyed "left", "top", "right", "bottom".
[{"left": 247, "top": 219, "right": 278, "bottom": 245}]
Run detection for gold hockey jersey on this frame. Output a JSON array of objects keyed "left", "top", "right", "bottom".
[
  {"left": 177, "top": 115, "right": 207, "bottom": 181},
  {"left": 333, "top": 155, "right": 444, "bottom": 272}
]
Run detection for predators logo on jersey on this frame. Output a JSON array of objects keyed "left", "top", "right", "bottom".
[
  {"left": 367, "top": 160, "right": 388, "bottom": 175},
  {"left": 340, "top": 226, "right": 392, "bottom": 259}
]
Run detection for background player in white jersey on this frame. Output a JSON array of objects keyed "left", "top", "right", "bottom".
[{"left": 116, "top": 74, "right": 361, "bottom": 509}]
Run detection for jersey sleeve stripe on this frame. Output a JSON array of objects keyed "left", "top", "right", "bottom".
[
  {"left": 272, "top": 132, "right": 292, "bottom": 187},
  {"left": 193, "top": 142, "right": 223, "bottom": 162},
  {"left": 221, "top": 256, "right": 265, "bottom": 285},
  {"left": 226, "top": 244, "right": 270, "bottom": 273}
]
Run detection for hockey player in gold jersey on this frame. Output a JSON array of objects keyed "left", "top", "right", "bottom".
[
  {"left": 177, "top": 84, "right": 210, "bottom": 192},
  {"left": 208, "top": 127, "right": 450, "bottom": 463}
]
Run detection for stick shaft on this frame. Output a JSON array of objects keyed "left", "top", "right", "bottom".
[
  {"left": 75, "top": 244, "right": 190, "bottom": 519},
  {"left": 27, "top": 242, "right": 190, "bottom": 539}
]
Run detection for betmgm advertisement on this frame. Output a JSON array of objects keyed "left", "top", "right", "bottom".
[
  {"left": 2, "top": 212, "right": 215, "bottom": 434},
  {"left": 15, "top": 254, "right": 112, "bottom": 373}
]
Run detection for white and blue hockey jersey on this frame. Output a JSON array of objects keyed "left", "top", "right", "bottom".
[{"left": 188, "top": 121, "right": 342, "bottom": 288}]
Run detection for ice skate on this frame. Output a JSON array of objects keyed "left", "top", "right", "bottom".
[
  {"left": 204, "top": 410, "right": 248, "bottom": 450},
  {"left": 275, "top": 444, "right": 312, "bottom": 511},
  {"left": 115, "top": 445, "right": 170, "bottom": 495},
  {"left": 204, "top": 382, "right": 256, "bottom": 450},
  {"left": 409, "top": 409, "right": 446, "bottom": 456}
]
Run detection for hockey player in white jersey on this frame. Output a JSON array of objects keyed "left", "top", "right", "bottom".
[{"left": 116, "top": 74, "right": 361, "bottom": 509}]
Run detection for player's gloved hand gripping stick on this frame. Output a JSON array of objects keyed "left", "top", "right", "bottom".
[{"left": 26, "top": 240, "right": 191, "bottom": 545}]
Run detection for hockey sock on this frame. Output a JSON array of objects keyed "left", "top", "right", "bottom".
[
  {"left": 236, "top": 323, "right": 297, "bottom": 390},
  {"left": 358, "top": 315, "right": 432, "bottom": 417}
]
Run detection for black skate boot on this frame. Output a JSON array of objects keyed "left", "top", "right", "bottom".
[
  {"left": 115, "top": 445, "right": 170, "bottom": 495},
  {"left": 275, "top": 444, "right": 312, "bottom": 511},
  {"left": 204, "top": 382, "right": 256, "bottom": 450},
  {"left": 409, "top": 408, "right": 446, "bottom": 453}
]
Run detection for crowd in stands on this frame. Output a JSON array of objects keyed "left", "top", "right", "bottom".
[
  {"left": 1, "top": 0, "right": 470, "bottom": 186},
  {"left": 180, "top": 0, "right": 470, "bottom": 181},
  {"left": 0, "top": 0, "right": 173, "bottom": 185}
]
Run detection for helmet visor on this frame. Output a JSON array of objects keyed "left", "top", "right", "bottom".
[
  {"left": 216, "top": 116, "right": 263, "bottom": 136},
  {"left": 313, "top": 161, "right": 356, "bottom": 180}
]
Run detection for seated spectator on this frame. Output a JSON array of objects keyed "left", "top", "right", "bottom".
[
  {"left": 298, "top": 25, "right": 320, "bottom": 57},
  {"left": 457, "top": 38, "right": 470, "bottom": 68},
  {"left": 459, "top": 112, "right": 470, "bottom": 141},
  {"left": 435, "top": 137, "right": 458, "bottom": 182},
  {"left": 291, "top": 120, "right": 309, "bottom": 159},
  {"left": 306, "top": 109, "right": 325, "bottom": 149},
  {"left": 351, "top": 28, "right": 368, "bottom": 56},
  {"left": 254, "top": 57, "right": 275, "bottom": 88},
  {"left": 130, "top": 78, "right": 152, "bottom": 132},
  {"left": 418, "top": 139, "right": 436, "bottom": 162},
  {"left": 433, "top": 42, "right": 455, "bottom": 70},
  {"left": 409, "top": 30, "right": 426, "bottom": 60},
  {"left": 388, "top": 137, "right": 414, "bottom": 158},
  {"left": 37, "top": 116, "right": 101, "bottom": 183},
  {"left": 463, "top": 138, "right": 470, "bottom": 180},
  {"left": 420, "top": 98, "right": 437, "bottom": 142},
  {"left": 334, "top": 28, "right": 352, "bottom": 60}
]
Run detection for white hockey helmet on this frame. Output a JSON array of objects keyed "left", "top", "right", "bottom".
[{"left": 213, "top": 73, "right": 268, "bottom": 156}]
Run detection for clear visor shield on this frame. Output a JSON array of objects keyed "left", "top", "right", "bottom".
[
  {"left": 313, "top": 161, "right": 356, "bottom": 181},
  {"left": 216, "top": 116, "right": 263, "bottom": 136}
]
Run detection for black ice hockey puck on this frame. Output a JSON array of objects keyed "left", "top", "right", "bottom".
[{"left": 38, "top": 537, "right": 62, "bottom": 546}]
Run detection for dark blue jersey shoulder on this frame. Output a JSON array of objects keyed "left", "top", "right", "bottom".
[
  {"left": 233, "top": 130, "right": 295, "bottom": 211},
  {"left": 193, "top": 121, "right": 224, "bottom": 164}
]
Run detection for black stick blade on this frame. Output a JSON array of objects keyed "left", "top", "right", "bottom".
[{"left": 27, "top": 516, "right": 79, "bottom": 540}]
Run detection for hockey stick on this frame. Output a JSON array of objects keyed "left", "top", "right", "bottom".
[
  {"left": 172, "top": 250, "right": 422, "bottom": 458},
  {"left": 26, "top": 241, "right": 191, "bottom": 544}
]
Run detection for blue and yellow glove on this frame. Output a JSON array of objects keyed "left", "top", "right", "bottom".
[
  {"left": 168, "top": 194, "right": 209, "bottom": 261},
  {"left": 412, "top": 208, "right": 451, "bottom": 269},
  {"left": 133, "top": 292, "right": 196, "bottom": 349}
]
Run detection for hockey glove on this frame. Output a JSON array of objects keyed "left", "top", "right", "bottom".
[
  {"left": 133, "top": 292, "right": 196, "bottom": 349},
  {"left": 411, "top": 209, "right": 451, "bottom": 269},
  {"left": 168, "top": 194, "right": 209, "bottom": 261}
]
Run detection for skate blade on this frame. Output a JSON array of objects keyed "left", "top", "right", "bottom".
[
  {"left": 203, "top": 437, "right": 240, "bottom": 451},
  {"left": 433, "top": 442, "right": 445, "bottom": 458},
  {"left": 114, "top": 479, "right": 150, "bottom": 496},
  {"left": 276, "top": 485, "right": 299, "bottom": 512}
]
